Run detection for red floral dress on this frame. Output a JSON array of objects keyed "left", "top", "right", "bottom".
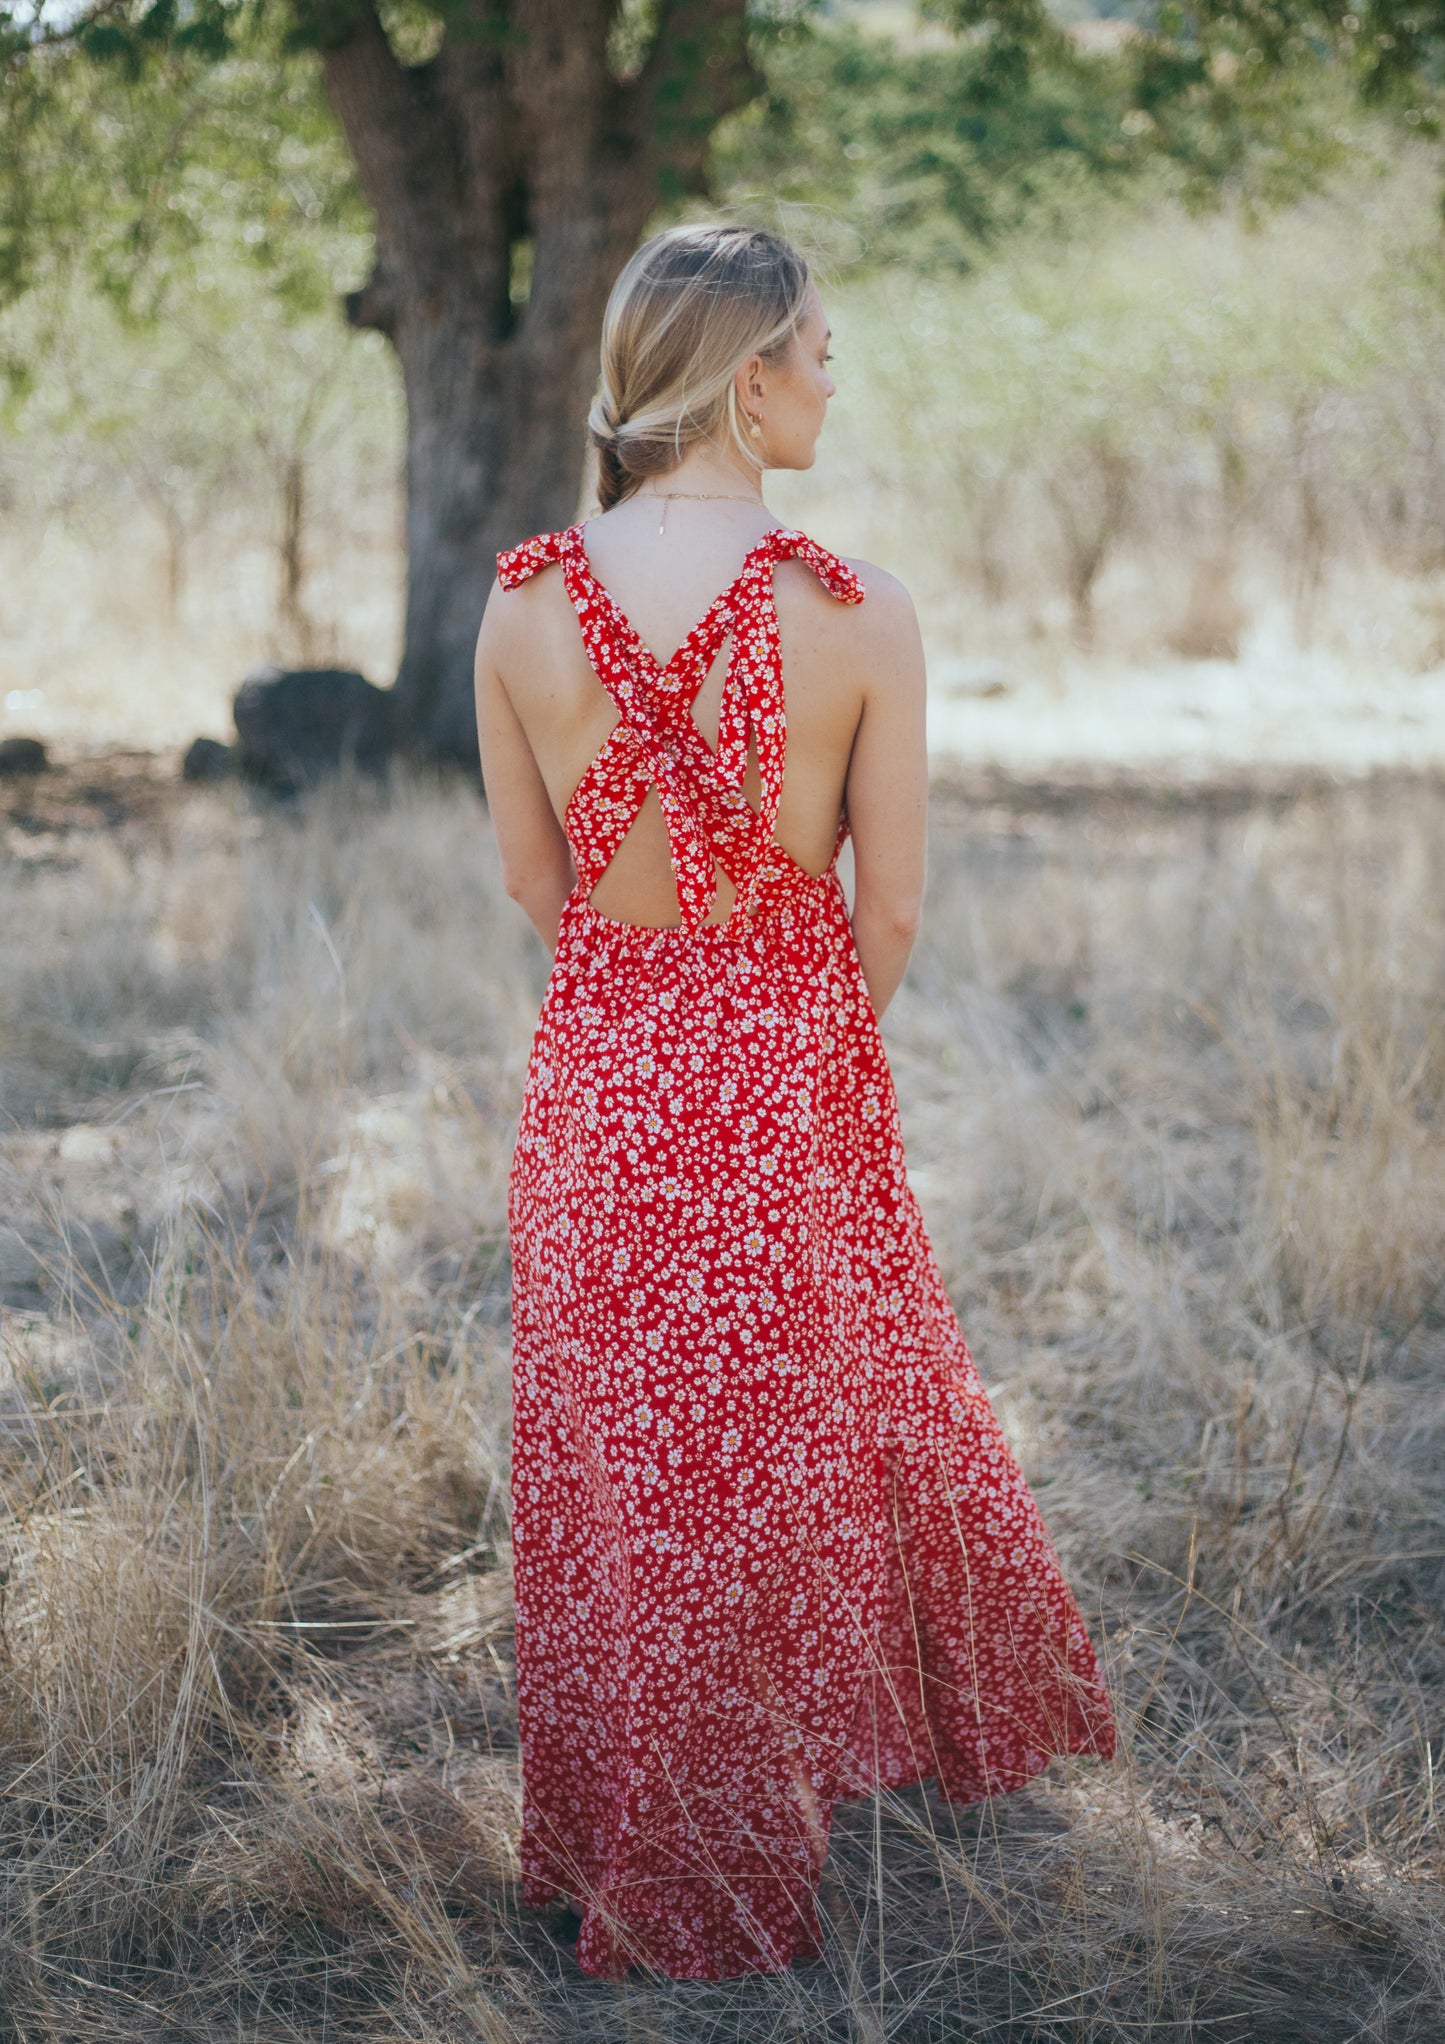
[{"left": 496, "top": 521, "right": 1116, "bottom": 1982}]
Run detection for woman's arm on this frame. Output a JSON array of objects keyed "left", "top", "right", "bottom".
[
  {"left": 474, "top": 580, "right": 576, "bottom": 954},
  {"left": 842, "top": 572, "right": 928, "bottom": 1018}
]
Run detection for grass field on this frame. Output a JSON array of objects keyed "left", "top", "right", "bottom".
[{"left": 1, "top": 756, "right": 1441, "bottom": 2039}]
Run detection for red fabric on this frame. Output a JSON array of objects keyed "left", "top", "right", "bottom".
[{"left": 498, "top": 522, "right": 1116, "bottom": 1980}]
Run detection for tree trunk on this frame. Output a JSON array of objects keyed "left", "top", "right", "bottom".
[{"left": 319, "top": 0, "right": 757, "bottom": 766}]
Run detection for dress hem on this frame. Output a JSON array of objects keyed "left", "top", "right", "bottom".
[{"left": 539, "top": 1732, "right": 1115, "bottom": 1982}]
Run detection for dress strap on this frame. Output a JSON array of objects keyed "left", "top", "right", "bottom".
[
  {"left": 751, "top": 528, "right": 866, "bottom": 606},
  {"left": 711, "top": 529, "right": 864, "bottom": 930},
  {"left": 712, "top": 528, "right": 863, "bottom": 799},
  {"left": 497, "top": 529, "right": 567, "bottom": 588}
]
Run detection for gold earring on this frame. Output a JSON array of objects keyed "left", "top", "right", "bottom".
[{"left": 749, "top": 415, "right": 763, "bottom": 440}]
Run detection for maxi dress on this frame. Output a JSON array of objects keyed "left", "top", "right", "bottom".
[{"left": 496, "top": 520, "right": 1116, "bottom": 1982}]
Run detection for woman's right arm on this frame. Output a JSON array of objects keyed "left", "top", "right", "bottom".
[
  {"left": 842, "top": 570, "right": 928, "bottom": 1018},
  {"left": 474, "top": 579, "right": 577, "bottom": 953}
]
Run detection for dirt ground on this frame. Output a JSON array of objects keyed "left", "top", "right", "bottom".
[{"left": 2, "top": 749, "right": 1442, "bottom": 2041}]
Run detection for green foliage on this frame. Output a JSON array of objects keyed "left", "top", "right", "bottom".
[
  {"left": 5, "top": 0, "right": 1418, "bottom": 328},
  {"left": 76, "top": 0, "right": 239, "bottom": 69},
  {"left": 927, "top": 0, "right": 1445, "bottom": 147},
  {"left": 0, "top": 21, "right": 366, "bottom": 324},
  {"left": 714, "top": 13, "right": 1151, "bottom": 268},
  {"left": 0, "top": 22, "right": 396, "bottom": 648},
  {"left": 712, "top": 6, "right": 1366, "bottom": 273}
]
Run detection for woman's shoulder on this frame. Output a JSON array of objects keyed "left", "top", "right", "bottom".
[
  {"left": 842, "top": 552, "right": 914, "bottom": 611},
  {"left": 495, "top": 524, "right": 574, "bottom": 588},
  {"left": 777, "top": 540, "right": 917, "bottom": 632},
  {"left": 477, "top": 528, "right": 576, "bottom": 666},
  {"left": 775, "top": 542, "right": 923, "bottom": 705}
]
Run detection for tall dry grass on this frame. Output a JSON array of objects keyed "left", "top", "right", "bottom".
[{"left": 1, "top": 766, "right": 1442, "bottom": 2039}]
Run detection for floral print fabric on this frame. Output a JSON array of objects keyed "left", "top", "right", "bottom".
[{"left": 496, "top": 522, "right": 1116, "bottom": 1981}]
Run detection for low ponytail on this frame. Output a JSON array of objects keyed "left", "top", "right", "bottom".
[{"left": 589, "top": 401, "right": 633, "bottom": 513}]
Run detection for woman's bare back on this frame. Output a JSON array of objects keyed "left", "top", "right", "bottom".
[
  {"left": 491, "top": 508, "right": 893, "bottom": 926},
  {"left": 478, "top": 498, "right": 929, "bottom": 1011}
]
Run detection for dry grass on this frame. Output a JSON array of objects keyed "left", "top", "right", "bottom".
[{"left": 1, "top": 761, "right": 1442, "bottom": 2040}]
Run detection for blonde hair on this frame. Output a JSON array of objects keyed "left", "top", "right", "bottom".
[{"left": 587, "top": 224, "right": 812, "bottom": 511}]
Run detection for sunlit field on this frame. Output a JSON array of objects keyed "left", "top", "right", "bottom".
[{"left": 2, "top": 760, "right": 1441, "bottom": 2038}]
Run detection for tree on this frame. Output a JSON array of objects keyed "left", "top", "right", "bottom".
[
  {"left": 3, "top": 0, "right": 765, "bottom": 763},
  {"left": 6, "top": 0, "right": 1437, "bottom": 761},
  {"left": 313, "top": 0, "right": 761, "bottom": 760},
  {"left": 924, "top": 0, "right": 1445, "bottom": 162}
]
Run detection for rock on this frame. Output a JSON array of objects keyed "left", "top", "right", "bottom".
[
  {"left": 0, "top": 735, "right": 48, "bottom": 776},
  {"left": 232, "top": 667, "right": 395, "bottom": 794},
  {"left": 181, "top": 737, "right": 234, "bottom": 783}
]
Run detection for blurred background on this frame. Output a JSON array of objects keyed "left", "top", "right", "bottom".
[{"left": 3, "top": 0, "right": 1443, "bottom": 773}]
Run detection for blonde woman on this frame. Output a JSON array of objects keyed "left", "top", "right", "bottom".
[{"left": 474, "top": 224, "right": 1114, "bottom": 1982}]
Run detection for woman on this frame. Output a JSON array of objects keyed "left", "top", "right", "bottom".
[{"left": 474, "top": 224, "right": 1115, "bottom": 1983}]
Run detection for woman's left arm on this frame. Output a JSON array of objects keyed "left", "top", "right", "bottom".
[{"left": 474, "top": 581, "right": 576, "bottom": 954}]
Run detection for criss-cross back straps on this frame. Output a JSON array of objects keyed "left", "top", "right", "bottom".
[{"left": 496, "top": 522, "right": 864, "bottom": 934}]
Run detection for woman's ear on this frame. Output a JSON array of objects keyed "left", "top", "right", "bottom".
[{"left": 735, "top": 352, "right": 766, "bottom": 411}]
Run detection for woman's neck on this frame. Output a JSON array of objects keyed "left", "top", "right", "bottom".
[{"left": 635, "top": 445, "right": 765, "bottom": 503}]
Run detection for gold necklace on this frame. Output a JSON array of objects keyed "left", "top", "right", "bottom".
[{"left": 639, "top": 489, "right": 766, "bottom": 537}]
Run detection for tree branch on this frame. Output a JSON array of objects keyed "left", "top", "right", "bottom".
[
  {"left": 319, "top": 1, "right": 468, "bottom": 311},
  {"left": 1, "top": 0, "right": 129, "bottom": 61},
  {"left": 631, "top": 0, "right": 760, "bottom": 191}
]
